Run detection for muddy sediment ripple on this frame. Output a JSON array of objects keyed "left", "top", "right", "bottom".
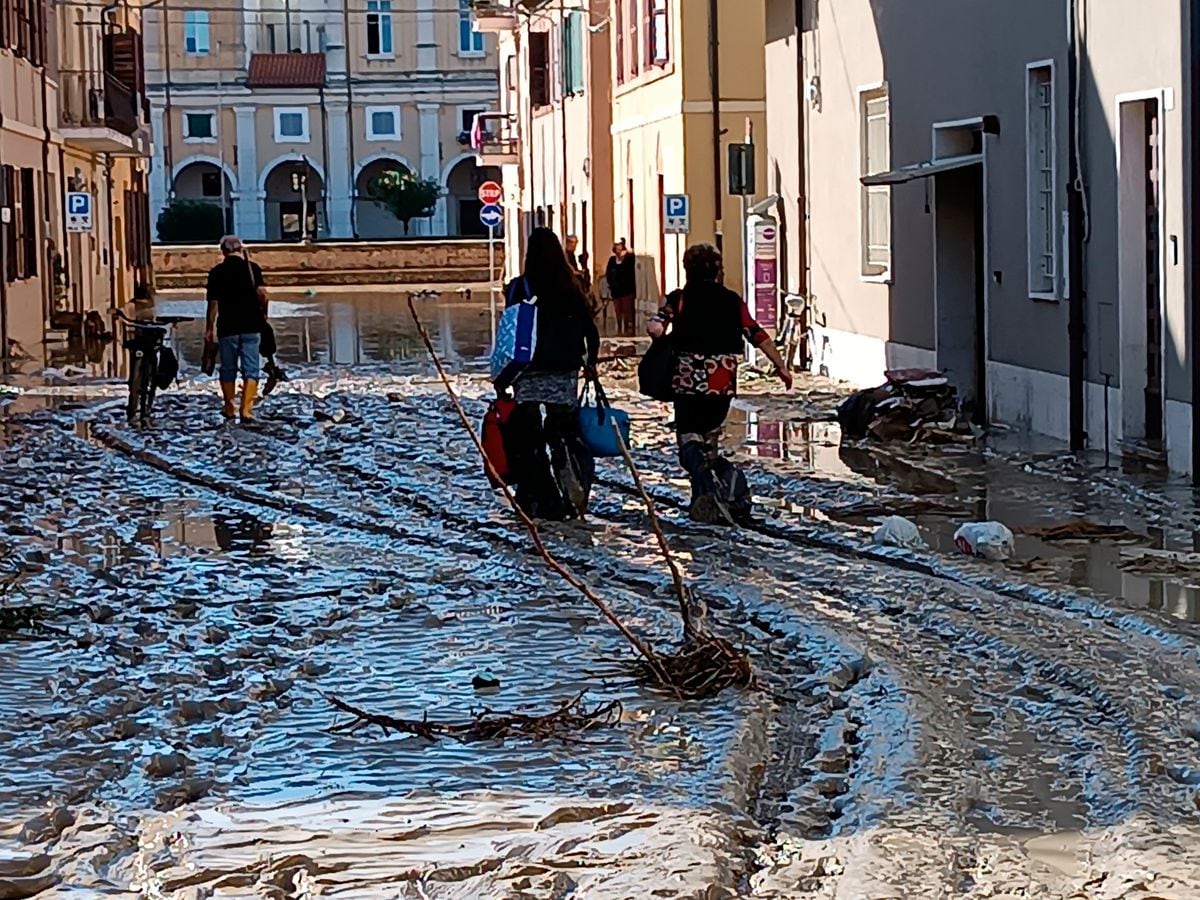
[{"left": 1, "top": 365, "right": 1199, "bottom": 896}]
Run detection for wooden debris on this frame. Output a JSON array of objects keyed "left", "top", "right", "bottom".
[{"left": 326, "top": 692, "right": 622, "bottom": 743}]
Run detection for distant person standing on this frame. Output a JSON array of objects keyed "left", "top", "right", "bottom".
[
  {"left": 205, "top": 235, "right": 267, "bottom": 422},
  {"left": 605, "top": 239, "right": 637, "bottom": 336},
  {"left": 564, "top": 233, "right": 596, "bottom": 317}
]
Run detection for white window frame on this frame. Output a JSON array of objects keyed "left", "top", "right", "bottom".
[
  {"left": 1026, "top": 60, "right": 1058, "bottom": 300},
  {"left": 183, "top": 109, "right": 217, "bottom": 143},
  {"left": 366, "top": 105, "right": 401, "bottom": 141},
  {"left": 457, "top": 0, "right": 485, "bottom": 57},
  {"left": 456, "top": 105, "right": 486, "bottom": 136},
  {"left": 183, "top": 10, "right": 210, "bottom": 55},
  {"left": 273, "top": 107, "right": 311, "bottom": 143},
  {"left": 859, "top": 82, "right": 892, "bottom": 281},
  {"left": 366, "top": 0, "right": 395, "bottom": 58}
]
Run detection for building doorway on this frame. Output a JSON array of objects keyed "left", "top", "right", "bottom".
[
  {"left": 262, "top": 160, "right": 325, "bottom": 241},
  {"left": 934, "top": 164, "right": 986, "bottom": 423},
  {"left": 1118, "top": 94, "right": 1165, "bottom": 454}
]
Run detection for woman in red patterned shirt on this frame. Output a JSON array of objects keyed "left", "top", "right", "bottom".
[{"left": 648, "top": 244, "right": 792, "bottom": 523}]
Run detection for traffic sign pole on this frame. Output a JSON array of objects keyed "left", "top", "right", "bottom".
[{"left": 488, "top": 224, "right": 497, "bottom": 350}]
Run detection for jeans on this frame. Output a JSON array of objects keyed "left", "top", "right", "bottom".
[{"left": 218, "top": 332, "right": 262, "bottom": 382}]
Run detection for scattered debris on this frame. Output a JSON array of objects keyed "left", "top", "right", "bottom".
[
  {"left": 871, "top": 516, "right": 927, "bottom": 551},
  {"left": 472, "top": 672, "right": 501, "bottom": 692},
  {"left": 837, "top": 369, "right": 973, "bottom": 443},
  {"left": 1120, "top": 548, "right": 1200, "bottom": 579},
  {"left": 326, "top": 692, "right": 622, "bottom": 743},
  {"left": 954, "top": 522, "right": 1016, "bottom": 562},
  {"left": 1016, "top": 520, "right": 1142, "bottom": 542}
]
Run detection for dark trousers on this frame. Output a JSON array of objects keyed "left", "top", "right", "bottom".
[
  {"left": 509, "top": 402, "right": 589, "bottom": 520},
  {"left": 674, "top": 394, "right": 733, "bottom": 503}
]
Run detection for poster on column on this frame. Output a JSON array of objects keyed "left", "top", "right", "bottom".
[{"left": 751, "top": 218, "right": 778, "bottom": 330}]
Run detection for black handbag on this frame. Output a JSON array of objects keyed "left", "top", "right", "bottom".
[
  {"left": 638, "top": 336, "right": 676, "bottom": 401},
  {"left": 201, "top": 340, "right": 218, "bottom": 376}
]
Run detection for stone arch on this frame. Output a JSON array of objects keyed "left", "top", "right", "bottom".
[
  {"left": 256, "top": 153, "right": 327, "bottom": 195},
  {"left": 354, "top": 152, "right": 415, "bottom": 186},
  {"left": 443, "top": 155, "right": 500, "bottom": 237},
  {"left": 354, "top": 156, "right": 417, "bottom": 239},
  {"left": 171, "top": 154, "right": 239, "bottom": 190},
  {"left": 167, "top": 156, "right": 237, "bottom": 236},
  {"left": 260, "top": 155, "right": 327, "bottom": 241}
]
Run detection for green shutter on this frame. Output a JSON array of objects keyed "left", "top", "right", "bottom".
[{"left": 562, "top": 12, "right": 584, "bottom": 96}]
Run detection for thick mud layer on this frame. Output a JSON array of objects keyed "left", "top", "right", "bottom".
[{"left": 3, "top": 298, "right": 1200, "bottom": 896}]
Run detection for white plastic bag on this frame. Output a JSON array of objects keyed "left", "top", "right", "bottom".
[
  {"left": 872, "top": 516, "right": 926, "bottom": 550},
  {"left": 954, "top": 521, "right": 1015, "bottom": 561}
]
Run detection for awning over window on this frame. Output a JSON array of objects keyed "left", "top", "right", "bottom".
[
  {"left": 861, "top": 153, "right": 983, "bottom": 186},
  {"left": 247, "top": 53, "right": 327, "bottom": 88}
]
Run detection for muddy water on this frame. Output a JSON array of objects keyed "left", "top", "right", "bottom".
[{"left": 3, "top": 301, "right": 1200, "bottom": 895}]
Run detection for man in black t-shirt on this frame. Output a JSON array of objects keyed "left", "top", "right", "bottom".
[{"left": 205, "top": 235, "right": 267, "bottom": 421}]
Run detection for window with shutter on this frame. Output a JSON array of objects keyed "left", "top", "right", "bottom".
[
  {"left": 615, "top": 1, "right": 625, "bottom": 85},
  {"left": 562, "top": 11, "right": 584, "bottom": 95},
  {"left": 529, "top": 31, "right": 550, "bottom": 108},
  {"left": 3, "top": 167, "right": 16, "bottom": 283},
  {"left": 649, "top": 0, "right": 668, "bottom": 65},
  {"left": 625, "top": 0, "right": 638, "bottom": 80},
  {"left": 1026, "top": 63, "right": 1057, "bottom": 298},
  {"left": 859, "top": 86, "right": 891, "bottom": 278},
  {"left": 20, "top": 168, "right": 36, "bottom": 279}
]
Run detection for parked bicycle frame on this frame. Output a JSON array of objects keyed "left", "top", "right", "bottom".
[{"left": 116, "top": 311, "right": 190, "bottom": 425}]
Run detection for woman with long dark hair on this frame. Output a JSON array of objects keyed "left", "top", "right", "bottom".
[
  {"left": 501, "top": 228, "right": 600, "bottom": 520},
  {"left": 648, "top": 243, "right": 792, "bottom": 523}
]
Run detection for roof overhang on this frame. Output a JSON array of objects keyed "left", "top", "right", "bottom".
[{"left": 861, "top": 153, "right": 983, "bottom": 186}]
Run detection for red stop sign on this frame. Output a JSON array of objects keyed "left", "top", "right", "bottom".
[{"left": 478, "top": 181, "right": 503, "bottom": 205}]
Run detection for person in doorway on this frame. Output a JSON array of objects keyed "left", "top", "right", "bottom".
[
  {"left": 205, "top": 235, "right": 267, "bottom": 422},
  {"left": 501, "top": 227, "right": 600, "bottom": 520},
  {"left": 605, "top": 239, "right": 637, "bottom": 336},
  {"left": 648, "top": 243, "right": 792, "bottom": 524}
]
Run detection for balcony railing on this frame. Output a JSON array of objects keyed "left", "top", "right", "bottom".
[
  {"left": 471, "top": 112, "right": 519, "bottom": 167},
  {"left": 469, "top": 0, "right": 518, "bottom": 33},
  {"left": 60, "top": 68, "right": 147, "bottom": 153}
]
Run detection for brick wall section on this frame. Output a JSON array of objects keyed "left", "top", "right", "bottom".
[{"left": 152, "top": 240, "right": 507, "bottom": 289}]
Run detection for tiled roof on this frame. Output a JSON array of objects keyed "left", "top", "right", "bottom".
[{"left": 247, "top": 53, "right": 326, "bottom": 88}]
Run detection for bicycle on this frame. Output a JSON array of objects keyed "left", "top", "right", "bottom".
[
  {"left": 776, "top": 293, "right": 811, "bottom": 373},
  {"left": 116, "top": 311, "right": 190, "bottom": 425}
]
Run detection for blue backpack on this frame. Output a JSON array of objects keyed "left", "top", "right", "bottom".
[{"left": 490, "top": 278, "right": 539, "bottom": 387}]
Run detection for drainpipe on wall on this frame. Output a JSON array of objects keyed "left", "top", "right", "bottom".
[
  {"left": 39, "top": 0, "right": 54, "bottom": 328},
  {"left": 0, "top": 111, "right": 8, "bottom": 363},
  {"left": 708, "top": 0, "right": 722, "bottom": 253},
  {"left": 1191, "top": 0, "right": 1200, "bottom": 481},
  {"left": 105, "top": 155, "right": 118, "bottom": 308},
  {"left": 1066, "top": 0, "right": 1086, "bottom": 451},
  {"left": 319, "top": 85, "right": 331, "bottom": 239},
  {"left": 793, "top": 0, "right": 808, "bottom": 297},
  {"left": 341, "top": 1, "right": 358, "bottom": 237}
]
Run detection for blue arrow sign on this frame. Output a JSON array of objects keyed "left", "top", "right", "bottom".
[{"left": 480, "top": 203, "right": 503, "bottom": 229}]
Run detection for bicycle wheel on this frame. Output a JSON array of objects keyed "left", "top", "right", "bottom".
[{"left": 126, "top": 351, "right": 144, "bottom": 422}]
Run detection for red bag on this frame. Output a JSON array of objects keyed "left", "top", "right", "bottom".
[{"left": 481, "top": 396, "right": 517, "bottom": 487}]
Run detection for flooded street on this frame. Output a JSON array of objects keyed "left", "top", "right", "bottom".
[{"left": 3, "top": 293, "right": 1200, "bottom": 897}]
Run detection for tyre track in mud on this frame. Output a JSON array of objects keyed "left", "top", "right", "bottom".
[
  {"left": 74, "top": 391, "right": 1200, "bottom": 869},
  {"left": 311, "top": 390, "right": 1200, "bottom": 833}
]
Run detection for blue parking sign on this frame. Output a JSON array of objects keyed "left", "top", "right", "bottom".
[
  {"left": 663, "top": 194, "right": 689, "bottom": 234},
  {"left": 480, "top": 204, "right": 503, "bottom": 229},
  {"left": 66, "top": 192, "right": 92, "bottom": 232}
]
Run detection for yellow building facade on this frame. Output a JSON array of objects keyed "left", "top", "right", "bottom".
[
  {"left": 146, "top": 0, "right": 501, "bottom": 241},
  {"left": 1, "top": 0, "right": 152, "bottom": 364},
  {"left": 479, "top": 0, "right": 766, "bottom": 321}
]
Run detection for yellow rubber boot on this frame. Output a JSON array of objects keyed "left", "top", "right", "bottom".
[
  {"left": 220, "top": 381, "right": 237, "bottom": 419},
  {"left": 239, "top": 379, "right": 258, "bottom": 422}
]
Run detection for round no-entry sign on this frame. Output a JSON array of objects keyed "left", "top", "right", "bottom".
[{"left": 478, "top": 181, "right": 503, "bottom": 205}]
